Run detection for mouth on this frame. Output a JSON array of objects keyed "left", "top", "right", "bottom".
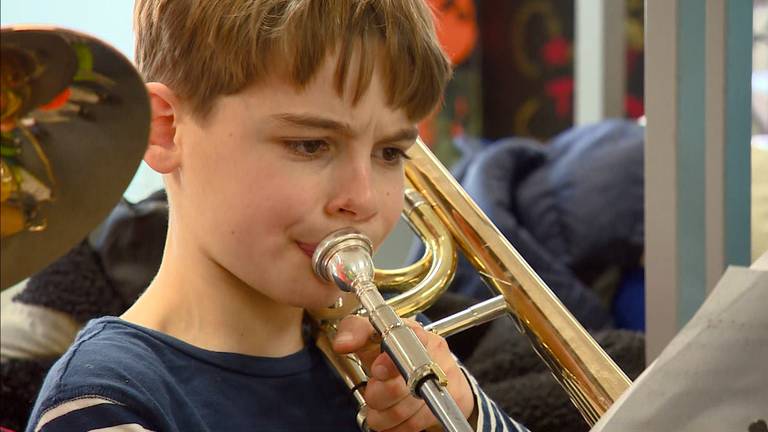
[{"left": 296, "top": 242, "right": 318, "bottom": 258}]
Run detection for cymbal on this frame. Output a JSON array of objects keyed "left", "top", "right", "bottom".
[{"left": 1, "top": 26, "right": 150, "bottom": 290}]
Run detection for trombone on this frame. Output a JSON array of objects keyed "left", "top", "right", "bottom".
[{"left": 309, "top": 138, "right": 631, "bottom": 430}]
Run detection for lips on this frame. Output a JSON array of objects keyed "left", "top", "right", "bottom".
[{"left": 297, "top": 242, "right": 318, "bottom": 258}]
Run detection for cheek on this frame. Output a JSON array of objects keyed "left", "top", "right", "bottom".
[
  {"left": 379, "top": 179, "right": 405, "bottom": 232},
  {"left": 228, "top": 169, "right": 311, "bottom": 233},
  {"left": 188, "top": 150, "right": 302, "bottom": 242}
]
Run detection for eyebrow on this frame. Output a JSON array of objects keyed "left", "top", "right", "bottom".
[
  {"left": 272, "top": 113, "right": 419, "bottom": 145},
  {"left": 379, "top": 127, "right": 420, "bottom": 146},
  {"left": 273, "top": 113, "right": 353, "bottom": 135}
]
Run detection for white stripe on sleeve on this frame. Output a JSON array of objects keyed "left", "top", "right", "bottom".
[{"left": 35, "top": 397, "right": 118, "bottom": 432}]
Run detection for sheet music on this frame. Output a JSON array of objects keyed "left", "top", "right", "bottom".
[{"left": 591, "top": 266, "right": 768, "bottom": 432}]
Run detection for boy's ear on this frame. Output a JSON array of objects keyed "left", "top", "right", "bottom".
[{"left": 144, "top": 82, "right": 182, "bottom": 174}]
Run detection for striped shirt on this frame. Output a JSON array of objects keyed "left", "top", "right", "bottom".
[{"left": 27, "top": 317, "right": 527, "bottom": 432}]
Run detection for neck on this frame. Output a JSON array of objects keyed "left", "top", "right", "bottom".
[{"left": 122, "top": 226, "right": 306, "bottom": 358}]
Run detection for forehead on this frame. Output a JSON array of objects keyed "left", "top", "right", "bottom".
[{"left": 212, "top": 51, "right": 412, "bottom": 132}]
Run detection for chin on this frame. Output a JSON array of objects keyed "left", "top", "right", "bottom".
[{"left": 295, "top": 279, "right": 343, "bottom": 309}]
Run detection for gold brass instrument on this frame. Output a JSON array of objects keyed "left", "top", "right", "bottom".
[{"left": 310, "top": 138, "right": 631, "bottom": 428}]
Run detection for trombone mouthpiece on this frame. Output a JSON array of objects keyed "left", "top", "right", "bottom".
[{"left": 312, "top": 228, "right": 374, "bottom": 293}]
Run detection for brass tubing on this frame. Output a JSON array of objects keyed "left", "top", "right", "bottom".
[
  {"left": 375, "top": 188, "right": 436, "bottom": 292},
  {"left": 315, "top": 329, "right": 371, "bottom": 431},
  {"left": 374, "top": 257, "right": 432, "bottom": 292},
  {"left": 381, "top": 185, "right": 458, "bottom": 318},
  {"left": 404, "top": 138, "right": 630, "bottom": 424},
  {"left": 423, "top": 295, "right": 509, "bottom": 338}
]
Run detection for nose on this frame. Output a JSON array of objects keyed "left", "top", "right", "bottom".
[{"left": 325, "top": 162, "right": 378, "bottom": 222}]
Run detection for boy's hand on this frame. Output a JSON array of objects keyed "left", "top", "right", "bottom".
[{"left": 333, "top": 315, "right": 476, "bottom": 432}]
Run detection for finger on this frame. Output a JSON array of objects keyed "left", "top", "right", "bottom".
[
  {"left": 378, "top": 401, "right": 436, "bottom": 432},
  {"left": 400, "top": 320, "right": 476, "bottom": 420},
  {"left": 363, "top": 373, "right": 410, "bottom": 411},
  {"left": 368, "top": 320, "right": 455, "bottom": 389},
  {"left": 403, "top": 319, "right": 440, "bottom": 349},
  {"left": 369, "top": 352, "right": 399, "bottom": 381},
  {"left": 366, "top": 389, "right": 427, "bottom": 432},
  {"left": 402, "top": 319, "right": 449, "bottom": 357},
  {"left": 402, "top": 320, "right": 455, "bottom": 368},
  {"left": 332, "top": 315, "right": 377, "bottom": 354}
]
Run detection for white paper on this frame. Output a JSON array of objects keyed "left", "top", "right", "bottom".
[{"left": 591, "top": 266, "right": 768, "bottom": 432}]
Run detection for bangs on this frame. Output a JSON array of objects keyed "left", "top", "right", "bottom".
[{"left": 135, "top": 0, "right": 452, "bottom": 122}]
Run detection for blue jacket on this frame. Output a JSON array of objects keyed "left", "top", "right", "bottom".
[{"left": 436, "top": 119, "right": 645, "bottom": 330}]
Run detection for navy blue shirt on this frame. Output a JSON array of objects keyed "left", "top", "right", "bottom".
[{"left": 27, "top": 317, "right": 527, "bottom": 432}]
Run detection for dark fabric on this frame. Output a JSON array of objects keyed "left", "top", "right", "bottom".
[
  {"left": 27, "top": 317, "right": 361, "bottom": 432},
  {"left": 12, "top": 241, "right": 125, "bottom": 323},
  {"left": 26, "top": 316, "right": 528, "bottom": 432},
  {"left": 517, "top": 119, "right": 644, "bottom": 287},
  {"left": 0, "top": 358, "right": 55, "bottom": 432},
  {"left": 11, "top": 190, "right": 169, "bottom": 323},
  {"left": 466, "top": 315, "right": 645, "bottom": 432},
  {"left": 450, "top": 135, "right": 495, "bottom": 182},
  {"left": 613, "top": 267, "right": 645, "bottom": 331},
  {"left": 89, "top": 189, "right": 168, "bottom": 304},
  {"left": 35, "top": 403, "right": 155, "bottom": 432}
]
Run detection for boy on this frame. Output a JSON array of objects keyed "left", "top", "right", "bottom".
[{"left": 27, "top": 1, "right": 528, "bottom": 431}]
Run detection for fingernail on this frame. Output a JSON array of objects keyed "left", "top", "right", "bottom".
[
  {"left": 372, "top": 364, "right": 389, "bottom": 380},
  {"left": 334, "top": 332, "right": 353, "bottom": 345}
]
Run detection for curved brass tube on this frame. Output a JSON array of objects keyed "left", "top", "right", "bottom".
[
  {"left": 403, "top": 138, "right": 631, "bottom": 424},
  {"left": 379, "top": 185, "right": 457, "bottom": 317},
  {"left": 374, "top": 186, "right": 453, "bottom": 294}
]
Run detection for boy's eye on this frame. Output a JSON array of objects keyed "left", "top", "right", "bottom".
[
  {"left": 286, "top": 140, "right": 329, "bottom": 157},
  {"left": 380, "top": 147, "right": 411, "bottom": 164}
]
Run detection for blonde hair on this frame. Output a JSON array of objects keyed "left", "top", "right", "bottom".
[{"left": 134, "top": 0, "right": 452, "bottom": 122}]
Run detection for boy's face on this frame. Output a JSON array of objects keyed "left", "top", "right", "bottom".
[{"left": 171, "top": 53, "right": 416, "bottom": 310}]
